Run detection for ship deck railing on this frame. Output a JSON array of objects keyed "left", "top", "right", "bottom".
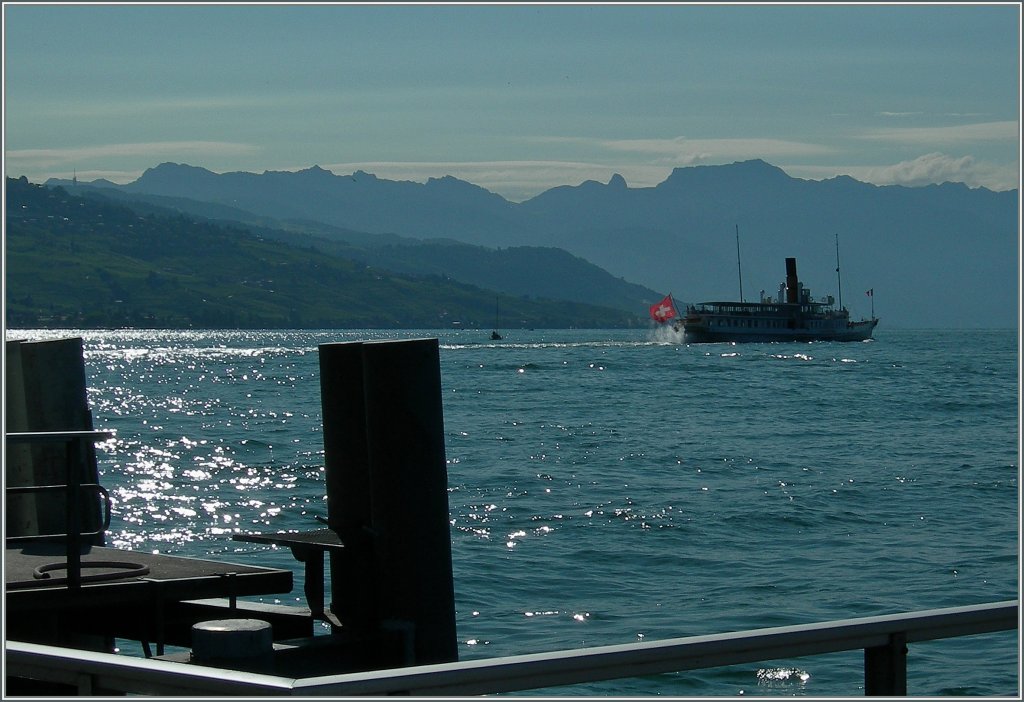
[
  {"left": 689, "top": 301, "right": 837, "bottom": 315},
  {"left": 5, "top": 599, "right": 1017, "bottom": 696}
]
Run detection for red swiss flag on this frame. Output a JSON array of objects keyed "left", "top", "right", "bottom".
[{"left": 649, "top": 294, "right": 678, "bottom": 324}]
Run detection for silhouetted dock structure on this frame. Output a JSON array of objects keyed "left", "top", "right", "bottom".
[
  {"left": 6, "top": 539, "right": 293, "bottom": 645},
  {"left": 5, "top": 336, "right": 458, "bottom": 693}
]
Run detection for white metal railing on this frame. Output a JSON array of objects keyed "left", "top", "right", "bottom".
[
  {"left": 4, "top": 600, "right": 1017, "bottom": 696},
  {"left": 6, "top": 430, "right": 115, "bottom": 588}
]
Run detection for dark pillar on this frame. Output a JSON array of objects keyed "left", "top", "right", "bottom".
[
  {"left": 318, "top": 341, "right": 376, "bottom": 632},
  {"left": 318, "top": 338, "right": 457, "bottom": 666},
  {"left": 4, "top": 337, "right": 112, "bottom": 656},
  {"left": 5, "top": 337, "right": 102, "bottom": 543},
  {"left": 864, "top": 632, "right": 908, "bottom": 695},
  {"left": 785, "top": 258, "right": 799, "bottom": 304},
  {"left": 361, "top": 338, "right": 457, "bottom": 666}
]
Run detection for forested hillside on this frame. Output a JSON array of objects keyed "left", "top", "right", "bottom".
[
  {"left": 48, "top": 181, "right": 664, "bottom": 314},
  {"left": 5, "top": 177, "right": 643, "bottom": 330}
]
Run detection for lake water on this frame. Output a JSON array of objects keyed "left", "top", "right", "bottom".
[{"left": 6, "top": 327, "right": 1019, "bottom": 696}]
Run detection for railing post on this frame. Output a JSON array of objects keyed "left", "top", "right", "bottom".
[
  {"left": 864, "top": 632, "right": 908, "bottom": 695},
  {"left": 64, "top": 437, "right": 82, "bottom": 590},
  {"left": 75, "top": 673, "right": 94, "bottom": 695}
]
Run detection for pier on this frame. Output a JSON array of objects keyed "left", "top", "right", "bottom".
[{"left": 5, "top": 336, "right": 459, "bottom": 692}]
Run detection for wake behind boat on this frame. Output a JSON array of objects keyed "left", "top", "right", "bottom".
[{"left": 651, "top": 252, "right": 879, "bottom": 343}]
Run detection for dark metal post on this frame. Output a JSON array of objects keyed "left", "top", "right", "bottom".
[
  {"left": 65, "top": 438, "right": 82, "bottom": 590},
  {"left": 735, "top": 224, "right": 744, "bottom": 303},
  {"left": 362, "top": 338, "right": 458, "bottom": 666},
  {"left": 318, "top": 341, "right": 376, "bottom": 631},
  {"left": 318, "top": 338, "right": 457, "bottom": 666},
  {"left": 864, "top": 632, "right": 908, "bottom": 695},
  {"left": 835, "top": 233, "right": 844, "bottom": 311}
]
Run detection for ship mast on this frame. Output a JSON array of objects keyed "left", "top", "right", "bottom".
[
  {"left": 835, "top": 233, "right": 844, "bottom": 310},
  {"left": 735, "top": 224, "right": 744, "bottom": 303}
]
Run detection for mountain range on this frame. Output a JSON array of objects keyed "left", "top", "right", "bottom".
[{"left": 48, "top": 159, "right": 1019, "bottom": 328}]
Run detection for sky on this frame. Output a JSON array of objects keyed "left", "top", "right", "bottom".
[{"left": 3, "top": 3, "right": 1020, "bottom": 202}]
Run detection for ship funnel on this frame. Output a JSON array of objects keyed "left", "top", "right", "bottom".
[{"left": 785, "top": 258, "right": 799, "bottom": 304}]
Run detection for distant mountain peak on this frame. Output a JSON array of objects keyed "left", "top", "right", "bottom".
[
  {"left": 658, "top": 158, "right": 793, "bottom": 191},
  {"left": 144, "top": 162, "right": 209, "bottom": 175},
  {"left": 426, "top": 174, "right": 495, "bottom": 193},
  {"left": 296, "top": 164, "right": 335, "bottom": 177},
  {"left": 823, "top": 173, "right": 872, "bottom": 189},
  {"left": 426, "top": 174, "right": 471, "bottom": 188},
  {"left": 132, "top": 162, "right": 217, "bottom": 190},
  {"left": 608, "top": 173, "right": 627, "bottom": 188},
  {"left": 669, "top": 158, "right": 787, "bottom": 178}
]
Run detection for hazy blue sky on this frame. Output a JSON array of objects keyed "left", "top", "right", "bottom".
[{"left": 3, "top": 3, "right": 1020, "bottom": 201}]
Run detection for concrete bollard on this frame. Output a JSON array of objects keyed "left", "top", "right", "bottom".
[{"left": 191, "top": 619, "right": 274, "bottom": 672}]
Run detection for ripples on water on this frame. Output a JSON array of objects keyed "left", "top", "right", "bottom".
[{"left": 7, "top": 327, "right": 1018, "bottom": 696}]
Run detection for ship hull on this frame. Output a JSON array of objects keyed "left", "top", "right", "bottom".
[{"left": 683, "top": 318, "right": 878, "bottom": 344}]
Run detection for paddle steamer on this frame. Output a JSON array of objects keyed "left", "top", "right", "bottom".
[{"left": 678, "top": 256, "right": 877, "bottom": 343}]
